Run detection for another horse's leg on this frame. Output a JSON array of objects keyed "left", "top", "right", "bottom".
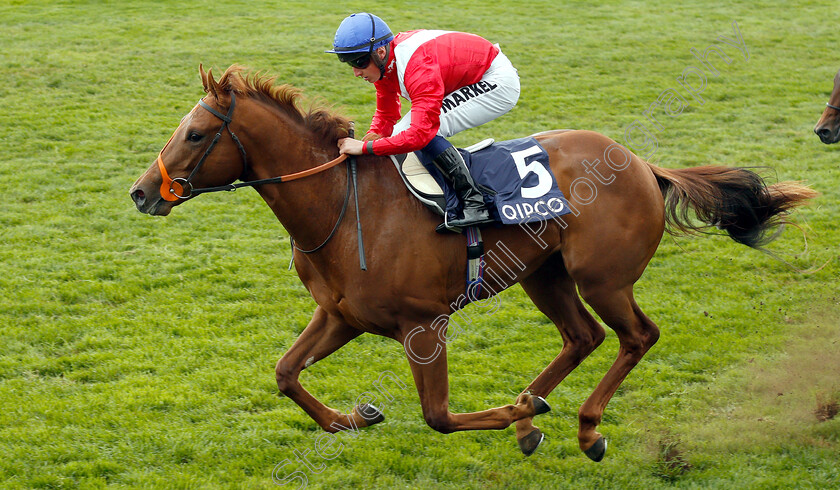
[
  {"left": 275, "top": 306, "right": 382, "bottom": 432},
  {"left": 401, "top": 322, "right": 548, "bottom": 434},
  {"left": 515, "top": 254, "right": 606, "bottom": 455},
  {"left": 575, "top": 285, "right": 660, "bottom": 461}
]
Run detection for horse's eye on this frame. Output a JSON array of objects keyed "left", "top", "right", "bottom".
[{"left": 188, "top": 131, "right": 203, "bottom": 142}]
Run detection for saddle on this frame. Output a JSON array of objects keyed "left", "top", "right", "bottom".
[{"left": 389, "top": 138, "right": 495, "bottom": 216}]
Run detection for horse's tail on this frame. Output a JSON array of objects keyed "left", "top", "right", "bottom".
[{"left": 647, "top": 163, "right": 818, "bottom": 248}]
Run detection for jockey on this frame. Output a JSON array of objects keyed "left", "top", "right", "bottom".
[{"left": 328, "top": 12, "right": 521, "bottom": 232}]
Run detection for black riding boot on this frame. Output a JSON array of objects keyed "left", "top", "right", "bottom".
[{"left": 433, "top": 146, "right": 495, "bottom": 232}]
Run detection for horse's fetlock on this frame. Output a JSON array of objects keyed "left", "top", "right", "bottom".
[{"left": 578, "top": 408, "right": 601, "bottom": 428}]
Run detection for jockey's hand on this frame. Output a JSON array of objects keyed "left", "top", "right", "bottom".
[{"left": 337, "top": 137, "right": 364, "bottom": 156}]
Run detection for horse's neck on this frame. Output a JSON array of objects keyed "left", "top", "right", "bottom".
[
  {"left": 246, "top": 127, "right": 413, "bottom": 255},
  {"left": 249, "top": 144, "right": 344, "bottom": 244}
]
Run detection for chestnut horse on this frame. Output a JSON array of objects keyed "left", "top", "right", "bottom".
[
  {"left": 815, "top": 68, "right": 840, "bottom": 144},
  {"left": 130, "top": 66, "right": 815, "bottom": 460}
]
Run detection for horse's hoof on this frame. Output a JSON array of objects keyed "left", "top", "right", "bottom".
[
  {"left": 355, "top": 403, "right": 385, "bottom": 426},
  {"left": 518, "top": 428, "right": 545, "bottom": 456},
  {"left": 532, "top": 396, "right": 551, "bottom": 416},
  {"left": 583, "top": 436, "right": 607, "bottom": 462}
]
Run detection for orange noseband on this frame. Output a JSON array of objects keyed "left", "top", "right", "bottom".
[{"left": 157, "top": 154, "right": 185, "bottom": 202}]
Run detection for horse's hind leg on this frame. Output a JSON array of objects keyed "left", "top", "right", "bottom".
[
  {"left": 575, "top": 284, "right": 660, "bottom": 461},
  {"left": 516, "top": 253, "right": 606, "bottom": 454}
]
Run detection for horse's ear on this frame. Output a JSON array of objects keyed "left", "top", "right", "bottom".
[{"left": 199, "top": 63, "right": 219, "bottom": 98}]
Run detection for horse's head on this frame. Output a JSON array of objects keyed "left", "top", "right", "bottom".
[
  {"left": 814, "top": 68, "right": 840, "bottom": 144},
  {"left": 129, "top": 65, "right": 249, "bottom": 215}
]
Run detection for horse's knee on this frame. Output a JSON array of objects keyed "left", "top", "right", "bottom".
[
  {"left": 275, "top": 359, "right": 297, "bottom": 393},
  {"left": 423, "top": 412, "right": 455, "bottom": 434}
]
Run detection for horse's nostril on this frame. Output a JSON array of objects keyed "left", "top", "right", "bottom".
[
  {"left": 131, "top": 189, "right": 146, "bottom": 205},
  {"left": 816, "top": 127, "right": 830, "bottom": 138}
]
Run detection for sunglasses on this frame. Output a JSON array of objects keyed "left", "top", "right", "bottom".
[{"left": 338, "top": 52, "right": 372, "bottom": 69}]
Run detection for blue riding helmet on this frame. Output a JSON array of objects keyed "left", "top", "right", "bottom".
[
  {"left": 325, "top": 13, "right": 394, "bottom": 56},
  {"left": 327, "top": 13, "right": 393, "bottom": 80}
]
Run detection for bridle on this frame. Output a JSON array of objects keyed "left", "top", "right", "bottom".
[
  {"left": 156, "top": 91, "right": 352, "bottom": 255},
  {"left": 826, "top": 102, "right": 840, "bottom": 112},
  {"left": 157, "top": 91, "right": 348, "bottom": 201},
  {"left": 157, "top": 91, "right": 248, "bottom": 201}
]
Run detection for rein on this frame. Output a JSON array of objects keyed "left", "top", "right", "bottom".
[
  {"left": 178, "top": 153, "right": 348, "bottom": 196},
  {"left": 291, "top": 163, "right": 352, "bottom": 254},
  {"left": 156, "top": 91, "right": 361, "bottom": 262}
]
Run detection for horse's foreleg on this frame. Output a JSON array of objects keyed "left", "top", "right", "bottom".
[
  {"left": 276, "top": 306, "right": 378, "bottom": 432},
  {"left": 401, "top": 323, "right": 547, "bottom": 434},
  {"left": 575, "top": 285, "right": 660, "bottom": 462}
]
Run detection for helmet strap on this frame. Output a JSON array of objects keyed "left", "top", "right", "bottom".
[
  {"left": 374, "top": 44, "right": 390, "bottom": 81},
  {"left": 364, "top": 13, "right": 388, "bottom": 81}
]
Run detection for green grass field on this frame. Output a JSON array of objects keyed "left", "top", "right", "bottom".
[{"left": 2, "top": 1, "right": 839, "bottom": 488}]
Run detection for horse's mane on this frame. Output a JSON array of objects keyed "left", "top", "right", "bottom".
[{"left": 209, "top": 64, "right": 350, "bottom": 144}]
